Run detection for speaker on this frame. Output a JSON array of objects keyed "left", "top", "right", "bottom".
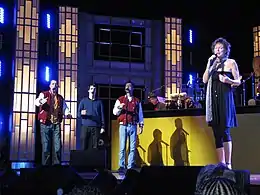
[
  {"left": 137, "top": 166, "right": 203, "bottom": 195},
  {"left": 70, "top": 149, "right": 107, "bottom": 172},
  {"left": 19, "top": 165, "right": 85, "bottom": 195},
  {"left": 0, "top": 169, "right": 20, "bottom": 195}
]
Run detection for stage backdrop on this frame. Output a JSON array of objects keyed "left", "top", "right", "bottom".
[
  {"left": 111, "top": 116, "right": 218, "bottom": 170},
  {"left": 111, "top": 113, "right": 260, "bottom": 174}
]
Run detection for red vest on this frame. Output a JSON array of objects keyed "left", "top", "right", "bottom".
[
  {"left": 117, "top": 96, "right": 140, "bottom": 125},
  {"left": 38, "top": 91, "right": 64, "bottom": 124}
]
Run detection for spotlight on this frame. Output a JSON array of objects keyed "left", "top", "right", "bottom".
[{"left": 0, "top": 7, "right": 4, "bottom": 24}]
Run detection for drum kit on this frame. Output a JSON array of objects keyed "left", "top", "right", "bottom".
[
  {"left": 165, "top": 77, "right": 205, "bottom": 110},
  {"left": 148, "top": 77, "right": 205, "bottom": 110},
  {"left": 165, "top": 92, "right": 197, "bottom": 110}
]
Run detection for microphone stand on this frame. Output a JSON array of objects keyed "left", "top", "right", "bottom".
[
  {"left": 147, "top": 85, "right": 166, "bottom": 104},
  {"left": 238, "top": 72, "right": 254, "bottom": 106},
  {"left": 137, "top": 145, "right": 146, "bottom": 162},
  {"left": 151, "top": 85, "right": 165, "bottom": 93},
  {"left": 160, "top": 141, "right": 169, "bottom": 166}
]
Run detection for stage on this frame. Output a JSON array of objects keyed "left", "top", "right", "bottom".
[
  {"left": 0, "top": 165, "right": 259, "bottom": 195},
  {"left": 9, "top": 162, "right": 260, "bottom": 185},
  {"left": 77, "top": 171, "right": 260, "bottom": 185},
  {"left": 49, "top": 171, "right": 260, "bottom": 195}
]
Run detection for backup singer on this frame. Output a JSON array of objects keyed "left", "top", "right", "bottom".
[
  {"left": 77, "top": 84, "right": 105, "bottom": 150},
  {"left": 203, "top": 38, "right": 241, "bottom": 169},
  {"left": 35, "top": 80, "right": 72, "bottom": 165},
  {"left": 113, "top": 81, "right": 144, "bottom": 171}
]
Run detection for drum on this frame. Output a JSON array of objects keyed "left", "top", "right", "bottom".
[
  {"left": 165, "top": 100, "right": 177, "bottom": 109},
  {"left": 165, "top": 99, "right": 187, "bottom": 109},
  {"left": 184, "top": 97, "right": 196, "bottom": 109}
]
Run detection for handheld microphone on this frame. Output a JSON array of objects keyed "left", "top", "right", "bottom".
[{"left": 209, "top": 54, "right": 217, "bottom": 67}]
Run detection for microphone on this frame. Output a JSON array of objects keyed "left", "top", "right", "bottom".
[
  {"left": 209, "top": 54, "right": 217, "bottom": 66},
  {"left": 160, "top": 140, "right": 169, "bottom": 146}
]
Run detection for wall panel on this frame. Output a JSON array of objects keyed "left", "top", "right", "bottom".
[
  {"left": 253, "top": 27, "right": 260, "bottom": 96},
  {"left": 164, "top": 17, "right": 182, "bottom": 98},
  {"left": 11, "top": 0, "right": 39, "bottom": 161},
  {"left": 58, "top": 6, "right": 78, "bottom": 161}
]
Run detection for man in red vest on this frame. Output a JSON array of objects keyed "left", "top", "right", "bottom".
[
  {"left": 113, "top": 81, "right": 144, "bottom": 172},
  {"left": 35, "top": 80, "right": 72, "bottom": 165}
]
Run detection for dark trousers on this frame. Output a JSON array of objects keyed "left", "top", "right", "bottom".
[
  {"left": 212, "top": 125, "right": 232, "bottom": 148},
  {"left": 80, "top": 126, "right": 100, "bottom": 150},
  {"left": 40, "top": 123, "right": 61, "bottom": 165}
]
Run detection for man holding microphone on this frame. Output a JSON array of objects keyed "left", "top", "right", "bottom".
[
  {"left": 77, "top": 84, "right": 105, "bottom": 150},
  {"left": 113, "top": 81, "right": 144, "bottom": 172}
]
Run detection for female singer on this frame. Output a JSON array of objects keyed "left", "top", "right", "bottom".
[{"left": 203, "top": 37, "right": 241, "bottom": 169}]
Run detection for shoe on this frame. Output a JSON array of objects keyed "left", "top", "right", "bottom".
[{"left": 226, "top": 162, "right": 232, "bottom": 169}]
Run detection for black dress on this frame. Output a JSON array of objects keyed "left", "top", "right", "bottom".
[{"left": 210, "top": 69, "right": 237, "bottom": 128}]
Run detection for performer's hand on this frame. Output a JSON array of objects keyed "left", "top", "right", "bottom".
[
  {"left": 207, "top": 54, "right": 217, "bottom": 69},
  {"left": 137, "top": 126, "right": 143, "bottom": 135},
  {"left": 208, "top": 54, "right": 217, "bottom": 62},
  {"left": 118, "top": 103, "right": 125, "bottom": 109},
  {"left": 219, "top": 74, "right": 230, "bottom": 83},
  {"left": 40, "top": 97, "right": 48, "bottom": 105},
  {"left": 81, "top": 110, "right": 87, "bottom": 115},
  {"left": 100, "top": 128, "right": 105, "bottom": 134},
  {"left": 231, "top": 83, "right": 240, "bottom": 88}
]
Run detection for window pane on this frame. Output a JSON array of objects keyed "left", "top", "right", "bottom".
[
  {"left": 110, "top": 87, "right": 125, "bottom": 99},
  {"left": 98, "top": 86, "right": 110, "bottom": 98},
  {"left": 111, "top": 44, "right": 129, "bottom": 58},
  {"left": 130, "top": 46, "right": 142, "bottom": 59},
  {"left": 98, "top": 43, "right": 110, "bottom": 56},
  {"left": 131, "top": 32, "right": 142, "bottom": 45},
  {"left": 99, "top": 29, "right": 110, "bottom": 43},
  {"left": 111, "top": 30, "right": 130, "bottom": 45}
]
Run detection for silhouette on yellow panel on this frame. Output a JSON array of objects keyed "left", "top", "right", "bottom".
[
  {"left": 126, "top": 136, "right": 147, "bottom": 168},
  {"left": 170, "top": 118, "right": 190, "bottom": 166},
  {"left": 147, "top": 129, "right": 164, "bottom": 166}
]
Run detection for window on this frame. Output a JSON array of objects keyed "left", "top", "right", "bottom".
[{"left": 94, "top": 24, "right": 145, "bottom": 62}]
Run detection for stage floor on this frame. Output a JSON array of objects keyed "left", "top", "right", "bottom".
[
  {"left": 77, "top": 171, "right": 260, "bottom": 185},
  {"left": 250, "top": 174, "right": 260, "bottom": 185},
  {"left": 8, "top": 162, "right": 260, "bottom": 186}
]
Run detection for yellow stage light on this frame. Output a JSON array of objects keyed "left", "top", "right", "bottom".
[
  {"left": 11, "top": 0, "right": 39, "bottom": 161},
  {"left": 58, "top": 6, "right": 78, "bottom": 161},
  {"left": 164, "top": 17, "right": 182, "bottom": 98}
]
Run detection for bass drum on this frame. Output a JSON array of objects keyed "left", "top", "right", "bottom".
[
  {"left": 165, "top": 100, "right": 179, "bottom": 109},
  {"left": 165, "top": 99, "right": 187, "bottom": 109},
  {"left": 184, "top": 97, "right": 196, "bottom": 109}
]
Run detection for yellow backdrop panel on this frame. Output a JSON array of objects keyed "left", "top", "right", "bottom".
[{"left": 111, "top": 116, "right": 218, "bottom": 170}]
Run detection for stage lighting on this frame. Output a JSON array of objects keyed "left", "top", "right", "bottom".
[
  {"left": 0, "top": 60, "right": 2, "bottom": 77},
  {"left": 45, "top": 66, "right": 50, "bottom": 82},
  {"left": 0, "top": 114, "right": 3, "bottom": 132},
  {"left": 189, "top": 29, "right": 193, "bottom": 44},
  {"left": 189, "top": 74, "right": 193, "bottom": 85},
  {"left": 46, "top": 14, "right": 51, "bottom": 29},
  {"left": 0, "top": 7, "right": 4, "bottom": 24}
]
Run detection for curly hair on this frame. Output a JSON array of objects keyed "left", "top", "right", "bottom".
[{"left": 211, "top": 37, "right": 231, "bottom": 58}]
